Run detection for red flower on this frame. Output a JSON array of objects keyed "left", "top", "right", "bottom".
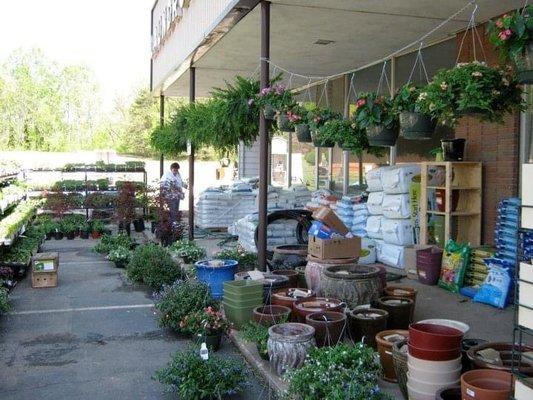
[{"left": 356, "top": 98, "right": 366, "bottom": 107}]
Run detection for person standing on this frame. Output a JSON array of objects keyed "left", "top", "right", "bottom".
[{"left": 160, "top": 162, "right": 186, "bottom": 223}]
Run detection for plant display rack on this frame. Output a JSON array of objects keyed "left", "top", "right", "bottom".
[
  {"left": 419, "top": 161, "right": 482, "bottom": 247},
  {"left": 0, "top": 170, "right": 32, "bottom": 246}
]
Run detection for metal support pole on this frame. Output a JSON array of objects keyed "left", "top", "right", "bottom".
[
  {"left": 159, "top": 95, "right": 165, "bottom": 178},
  {"left": 287, "top": 132, "right": 292, "bottom": 187},
  {"left": 188, "top": 67, "right": 196, "bottom": 240},
  {"left": 258, "top": 1, "right": 270, "bottom": 272},
  {"left": 328, "top": 148, "right": 333, "bottom": 190},
  {"left": 314, "top": 147, "right": 320, "bottom": 190},
  {"left": 389, "top": 57, "right": 397, "bottom": 165},
  {"left": 342, "top": 74, "right": 350, "bottom": 195}
]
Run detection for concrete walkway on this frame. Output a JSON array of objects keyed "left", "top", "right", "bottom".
[{"left": 0, "top": 239, "right": 268, "bottom": 400}]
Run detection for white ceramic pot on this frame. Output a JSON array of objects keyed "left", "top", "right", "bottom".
[
  {"left": 407, "top": 373, "right": 460, "bottom": 393},
  {"left": 407, "top": 382, "right": 436, "bottom": 400},
  {"left": 408, "top": 364, "right": 461, "bottom": 383},
  {"left": 407, "top": 354, "right": 461, "bottom": 372},
  {"left": 416, "top": 319, "right": 469, "bottom": 335}
]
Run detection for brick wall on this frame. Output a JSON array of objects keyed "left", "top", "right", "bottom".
[{"left": 455, "top": 24, "right": 520, "bottom": 245}]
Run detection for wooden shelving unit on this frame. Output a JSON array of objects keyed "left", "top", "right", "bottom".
[{"left": 420, "top": 162, "right": 482, "bottom": 247}]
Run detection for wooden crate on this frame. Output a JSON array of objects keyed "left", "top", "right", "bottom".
[{"left": 31, "top": 252, "right": 59, "bottom": 288}]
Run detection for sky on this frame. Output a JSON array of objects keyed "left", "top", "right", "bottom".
[{"left": 0, "top": 0, "right": 153, "bottom": 110}]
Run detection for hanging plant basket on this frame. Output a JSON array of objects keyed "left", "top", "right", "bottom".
[
  {"left": 367, "top": 125, "right": 399, "bottom": 147},
  {"left": 312, "top": 131, "right": 335, "bottom": 148},
  {"left": 295, "top": 124, "right": 312, "bottom": 143},
  {"left": 399, "top": 112, "right": 436, "bottom": 140},
  {"left": 264, "top": 105, "right": 276, "bottom": 120},
  {"left": 516, "top": 41, "right": 533, "bottom": 84},
  {"left": 276, "top": 113, "right": 293, "bottom": 132}
]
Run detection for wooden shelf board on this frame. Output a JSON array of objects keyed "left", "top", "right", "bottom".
[
  {"left": 426, "top": 210, "right": 480, "bottom": 216},
  {"left": 426, "top": 186, "right": 481, "bottom": 190}
]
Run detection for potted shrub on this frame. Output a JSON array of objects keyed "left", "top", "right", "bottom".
[
  {"left": 308, "top": 108, "right": 342, "bottom": 147},
  {"left": 96, "top": 178, "right": 109, "bottom": 191},
  {"left": 60, "top": 218, "right": 78, "bottom": 240},
  {"left": 79, "top": 221, "right": 90, "bottom": 239},
  {"left": 353, "top": 92, "right": 399, "bottom": 147},
  {"left": 107, "top": 246, "right": 131, "bottom": 269},
  {"left": 90, "top": 220, "right": 106, "bottom": 239},
  {"left": 155, "top": 348, "right": 248, "bottom": 400},
  {"left": 170, "top": 240, "right": 207, "bottom": 264},
  {"left": 255, "top": 82, "right": 293, "bottom": 120},
  {"left": 393, "top": 84, "right": 437, "bottom": 139},
  {"left": 154, "top": 280, "right": 218, "bottom": 334},
  {"left": 94, "top": 233, "right": 134, "bottom": 254},
  {"left": 242, "top": 322, "right": 270, "bottom": 360},
  {"left": 182, "top": 306, "right": 230, "bottom": 351},
  {"left": 417, "top": 62, "right": 524, "bottom": 127},
  {"left": 488, "top": 6, "right": 533, "bottom": 84},
  {"left": 215, "top": 246, "right": 257, "bottom": 271}
]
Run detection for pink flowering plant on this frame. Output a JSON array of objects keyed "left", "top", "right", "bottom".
[
  {"left": 181, "top": 306, "right": 230, "bottom": 336},
  {"left": 352, "top": 92, "right": 398, "bottom": 130},
  {"left": 255, "top": 82, "right": 294, "bottom": 113},
  {"left": 488, "top": 6, "right": 532, "bottom": 64},
  {"left": 417, "top": 62, "right": 524, "bottom": 126},
  {"left": 307, "top": 107, "right": 341, "bottom": 132}
]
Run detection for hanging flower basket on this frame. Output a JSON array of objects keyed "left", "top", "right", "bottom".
[
  {"left": 312, "top": 131, "right": 335, "bottom": 148},
  {"left": 516, "top": 41, "right": 533, "bottom": 84},
  {"left": 264, "top": 105, "right": 276, "bottom": 120},
  {"left": 366, "top": 125, "right": 399, "bottom": 147},
  {"left": 399, "top": 112, "right": 436, "bottom": 140},
  {"left": 295, "top": 124, "right": 312, "bottom": 143},
  {"left": 276, "top": 113, "right": 293, "bottom": 132}
]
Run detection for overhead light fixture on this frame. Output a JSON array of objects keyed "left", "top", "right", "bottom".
[{"left": 314, "top": 39, "right": 335, "bottom": 45}]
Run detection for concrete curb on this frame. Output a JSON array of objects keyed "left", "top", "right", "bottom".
[{"left": 228, "top": 329, "right": 288, "bottom": 397}]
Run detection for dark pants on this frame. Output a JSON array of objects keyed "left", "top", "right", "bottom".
[{"left": 168, "top": 198, "right": 180, "bottom": 224}]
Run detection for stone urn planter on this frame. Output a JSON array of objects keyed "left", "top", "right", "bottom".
[
  {"left": 305, "top": 311, "right": 346, "bottom": 347},
  {"left": 271, "top": 244, "right": 308, "bottom": 270},
  {"left": 267, "top": 323, "right": 316, "bottom": 376},
  {"left": 320, "top": 264, "right": 381, "bottom": 308},
  {"left": 271, "top": 288, "right": 315, "bottom": 321},
  {"left": 348, "top": 308, "right": 388, "bottom": 349},
  {"left": 305, "top": 255, "right": 357, "bottom": 295},
  {"left": 293, "top": 297, "right": 344, "bottom": 323},
  {"left": 252, "top": 305, "right": 291, "bottom": 327}
]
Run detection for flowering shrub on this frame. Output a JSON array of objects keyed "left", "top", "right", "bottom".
[
  {"left": 255, "top": 83, "right": 294, "bottom": 112},
  {"left": 94, "top": 233, "right": 134, "bottom": 254},
  {"left": 155, "top": 280, "right": 218, "bottom": 333},
  {"left": 181, "top": 306, "right": 229, "bottom": 335},
  {"left": 169, "top": 240, "right": 207, "bottom": 264},
  {"left": 215, "top": 246, "right": 257, "bottom": 270},
  {"left": 308, "top": 107, "right": 342, "bottom": 133},
  {"left": 352, "top": 92, "right": 397, "bottom": 130},
  {"left": 488, "top": 6, "right": 532, "bottom": 64},
  {"left": 107, "top": 246, "right": 131, "bottom": 264},
  {"left": 287, "top": 343, "right": 391, "bottom": 400},
  {"left": 155, "top": 348, "right": 248, "bottom": 400},
  {"left": 417, "top": 62, "right": 524, "bottom": 126}
]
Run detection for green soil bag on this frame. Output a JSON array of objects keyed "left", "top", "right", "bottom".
[{"left": 438, "top": 239, "right": 471, "bottom": 293}]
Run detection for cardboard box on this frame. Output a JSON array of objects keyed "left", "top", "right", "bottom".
[
  {"left": 403, "top": 245, "right": 432, "bottom": 280},
  {"left": 31, "top": 252, "right": 59, "bottom": 288},
  {"left": 308, "top": 236, "right": 361, "bottom": 260},
  {"left": 312, "top": 206, "right": 349, "bottom": 236}
]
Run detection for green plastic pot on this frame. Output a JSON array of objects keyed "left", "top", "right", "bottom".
[
  {"left": 223, "top": 296, "right": 263, "bottom": 309},
  {"left": 222, "top": 301, "right": 259, "bottom": 329},
  {"left": 367, "top": 125, "right": 399, "bottom": 147},
  {"left": 295, "top": 124, "right": 312, "bottom": 143},
  {"left": 224, "top": 280, "right": 263, "bottom": 297},
  {"left": 399, "top": 112, "right": 436, "bottom": 140}
]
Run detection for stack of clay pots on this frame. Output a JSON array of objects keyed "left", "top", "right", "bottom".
[
  {"left": 271, "top": 288, "right": 315, "bottom": 321},
  {"left": 407, "top": 323, "right": 464, "bottom": 400}
]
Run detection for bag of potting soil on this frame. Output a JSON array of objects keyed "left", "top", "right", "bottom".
[
  {"left": 438, "top": 240, "right": 471, "bottom": 293},
  {"left": 473, "top": 261, "right": 511, "bottom": 309}
]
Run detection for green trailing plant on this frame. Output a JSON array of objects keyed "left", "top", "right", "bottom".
[
  {"left": 155, "top": 348, "right": 248, "bottom": 400},
  {"left": 287, "top": 343, "right": 391, "bottom": 400},
  {"left": 0, "top": 200, "right": 41, "bottom": 240},
  {"left": 487, "top": 6, "right": 532, "bottom": 65},
  {"left": 170, "top": 240, "right": 207, "bottom": 264},
  {"left": 126, "top": 243, "right": 182, "bottom": 290},
  {"left": 417, "top": 62, "right": 524, "bottom": 126},
  {"left": 0, "top": 287, "right": 10, "bottom": 315},
  {"left": 155, "top": 280, "right": 218, "bottom": 333},
  {"left": 1, "top": 224, "right": 46, "bottom": 263},
  {"left": 241, "top": 322, "right": 270, "bottom": 360},
  {"left": 215, "top": 246, "right": 257, "bottom": 270},
  {"left": 353, "top": 92, "right": 398, "bottom": 130}
]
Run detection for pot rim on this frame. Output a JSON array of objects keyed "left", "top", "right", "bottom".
[
  {"left": 307, "top": 255, "right": 358, "bottom": 264},
  {"left": 272, "top": 269, "right": 299, "bottom": 277},
  {"left": 272, "top": 288, "right": 315, "bottom": 300},
  {"left": 409, "top": 323, "right": 463, "bottom": 339},
  {"left": 324, "top": 264, "right": 380, "bottom": 279},
  {"left": 268, "top": 322, "right": 315, "bottom": 342},
  {"left": 253, "top": 305, "right": 292, "bottom": 316},
  {"left": 273, "top": 244, "right": 308, "bottom": 255},
  {"left": 466, "top": 341, "right": 533, "bottom": 370},
  {"left": 417, "top": 319, "right": 470, "bottom": 334},
  {"left": 349, "top": 307, "right": 389, "bottom": 319},
  {"left": 460, "top": 369, "right": 513, "bottom": 392},
  {"left": 294, "top": 297, "right": 344, "bottom": 312},
  {"left": 305, "top": 311, "right": 346, "bottom": 324},
  {"left": 377, "top": 296, "right": 414, "bottom": 306},
  {"left": 195, "top": 259, "right": 238, "bottom": 269},
  {"left": 375, "top": 329, "right": 409, "bottom": 344}
]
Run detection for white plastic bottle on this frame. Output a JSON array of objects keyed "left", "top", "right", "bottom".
[{"left": 200, "top": 342, "right": 209, "bottom": 361}]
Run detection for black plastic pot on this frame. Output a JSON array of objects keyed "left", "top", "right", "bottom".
[
  {"left": 435, "top": 386, "right": 461, "bottom": 400},
  {"left": 133, "top": 218, "right": 145, "bottom": 232},
  {"left": 399, "top": 112, "right": 436, "bottom": 140},
  {"left": 441, "top": 138, "right": 466, "bottom": 161},
  {"left": 264, "top": 105, "right": 276, "bottom": 120},
  {"left": 516, "top": 41, "right": 533, "bottom": 84},
  {"left": 80, "top": 230, "right": 90, "bottom": 239},
  {"left": 461, "top": 338, "right": 487, "bottom": 372},
  {"left": 295, "top": 124, "right": 312, "bottom": 143},
  {"left": 45, "top": 232, "right": 53, "bottom": 240},
  {"left": 54, "top": 231, "right": 64, "bottom": 240},
  {"left": 367, "top": 125, "right": 399, "bottom": 147},
  {"left": 66, "top": 232, "right": 76, "bottom": 240},
  {"left": 150, "top": 221, "right": 157, "bottom": 234},
  {"left": 114, "top": 260, "right": 127, "bottom": 269},
  {"left": 276, "top": 113, "right": 292, "bottom": 132}
]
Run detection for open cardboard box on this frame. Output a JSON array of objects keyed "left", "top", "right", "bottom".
[{"left": 308, "top": 235, "right": 361, "bottom": 260}]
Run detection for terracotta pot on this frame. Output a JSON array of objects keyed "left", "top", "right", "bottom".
[
  {"left": 293, "top": 297, "right": 344, "bottom": 323},
  {"left": 409, "top": 323, "right": 463, "bottom": 351},
  {"left": 252, "top": 305, "right": 291, "bottom": 327},
  {"left": 418, "top": 319, "right": 470, "bottom": 335},
  {"left": 272, "top": 270, "right": 299, "bottom": 288},
  {"left": 271, "top": 288, "right": 315, "bottom": 321},
  {"left": 376, "top": 329, "right": 409, "bottom": 382},
  {"left": 373, "top": 296, "right": 414, "bottom": 329},
  {"left": 435, "top": 386, "right": 461, "bottom": 400},
  {"left": 305, "top": 311, "right": 346, "bottom": 347},
  {"left": 267, "top": 323, "right": 316, "bottom": 376},
  {"left": 347, "top": 308, "right": 388, "bottom": 349},
  {"left": 321, "top": 264, "right": 382, "bottom": 308},
  {"left": 304, "top": 256, "right": 357, "bottom": 294},
  {"left": 271, "top": 245, "right": 308, "bottom": 270},
  {"left": 466, "top": 341, "right": 533, "bottom": 376},
  {"left": 408, "top": 342, "right": 461, "bottom": 361},
  {"left": 392, "top": 339, "right": 409, "bottom": 400},
  {"left": 461, "top": 369, "right": 513, "bottom": 400}
]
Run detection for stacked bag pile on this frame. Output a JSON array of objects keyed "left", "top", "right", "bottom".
[
  {"left": 351, "top": 197, "right": 369, "bottom": 238},
  {"left": 332, "top": 197, "right": 355, "bottom": 235},
  {"left": 460, "top": 247, "right": 495, "bottom": 298},
  {"left": 232, "top": 213, "right": 299, "bottom": 252}
]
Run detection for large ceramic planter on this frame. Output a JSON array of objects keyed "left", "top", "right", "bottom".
[
  {"left": 295, "top": 124, "right": 312, "bottom": 143},
  {"left": 271, "top": 244, "right": 308, "bottom": 270},
  {"left": 373, "top": 296, "right": 414, "bottom": 329},
  {"left": 321, "top": 264, "right": 381, "bottom": 308},
  {"left": 305, "top": 311, "right": 346, "bottom": 347},
  {"left": 516, "top": 41, "right": 533, "bottom": 84},
  {"left": 399, "top": 112, "right": 436, "bottom": 140},
  {"left": 466, "top": 342, "right": 533, "bottom": 376},
  {"left": 384, "top": 285, "right": 418, "bottom": 305},
  {"left": 272, "top": 270, "right": 299, "bottom": 288},
  {"left": 267, "top": 323, "right": 316, "bottom": 376},
  {"left": 194, "top": 332, "right": 223, "bottom": 352},
  {"left": 376, "top": 330, "right": 409, "bottom": 382},
  {"left": 293, "top": 297, "right": 344, "bottom": 324},
  {"left": 348, "top": 308, "right": 388, "bottom": 349},
  {"left": 461, "top": 369, "right": 513, "bottom": 400},
  {"left": 367, "top": 125, "right": 399, "bottom": 147},
  {"left": 271, "top": 288, "right": 315, "bottom": 321},
  {"left": 195, "top": 259, "right": 238, "bottom": 300},
  {"left": 392, "top": 339, "right": 409, "bottom": 400},
  {"left": 252, "top": 305, "right": 291, "bottom": 327},
  {"left": 276, "top": 113, "right": 292, "bottom": 132},
  {"left": 305, "top": 256, "right": 357, "bottom": 295}
]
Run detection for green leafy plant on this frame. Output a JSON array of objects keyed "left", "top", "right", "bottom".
[
  {"left": 308, "top": 107, "right": 342, "bottom": 132},
  {"left": 181, "top": 306, "right": 230, "bottom": 336},
  {"left": 353, "top": 92, "right": 397, "bottom": 130},
  {"left": 215, "top": 246, "right": 257, "bottom": 270},
  {"left": 393, "top": 83, "right": 426, "bottom": 114},
  {"left": 417, "top": 62, "right": 524, "bottom": 126},
  {"left": 96, "top": 178, "right": 109, "bottom": 191},
  {"left": 155, "top": 348, "right": 248, "bottom": 400},
  {"left": 107, "top": 246, "right": 131, "bottom": 264},
  {"left": 241, "top": 322, "right": 270, "bottom": 359},
  {"left": 155, "top": 280, "right": 217, "bottom": 333},
  {"left": 94, "top": 233, "right": 133, "bottom": 254},
  {"left": 126, "top": 243, "right": 182, "bottom": 290},
  {"left": 488, "top": 6, "right": 532, "bottom": 64},
  {"left": 0, "top": 287, "right": 10, "bottom": 315},
  {"left": 254, "top": 80, "right": 294, "bottom": 113},
  {"left": 170, "top": 240, "right": 207, "bottom": 264},
  {"left": 90, "top": 219, "right": 106, "bottom": 234},
  {"left": 0, "top": 199, "right": 41, "bottom": 240},
  {"left": 287, "top": 343, "right": 391, "bottom": 400}
]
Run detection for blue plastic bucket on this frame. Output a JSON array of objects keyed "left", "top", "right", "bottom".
[{"left": 195, "top": 259, "right": 239, "bottom": 299}]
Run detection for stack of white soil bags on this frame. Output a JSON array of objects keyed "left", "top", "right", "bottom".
[
  {"left": 332, "top": 196, "right": 355, "bottom": 233},
  {"left": 378, "top": 164, "right": 420, "bottom": 269},
  {"left": 232, "top": 213, "right": 299, "bottom": 252},
  {"left": 366, "top": 167, "right": 389, "bottom": 242}
]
